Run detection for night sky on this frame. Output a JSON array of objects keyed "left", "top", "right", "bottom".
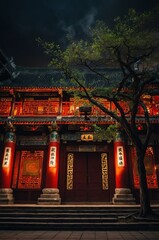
[{"left": 0, "top": 0, "right": 158, "bottom": 67}]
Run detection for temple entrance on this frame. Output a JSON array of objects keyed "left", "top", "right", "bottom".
[{"left": 65, "top": 152, "right": 110, "bottom": 202}]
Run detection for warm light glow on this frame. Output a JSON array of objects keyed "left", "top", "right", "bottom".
[
  {"left": 114, "top": 141, "right": 128, "bottom": 188},
  {"left": 137, "top": 124, "right": 143, "bottom": 131},
  {"left": 49, "top": 146, "right": 56, "bottom": 167}
]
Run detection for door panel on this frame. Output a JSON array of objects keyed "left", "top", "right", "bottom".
[
  {"left": 74, "top": 154, "right": 87, "bottom": 201},
  {"left": 87, "top": 153, "right": 106, "bottom": 201},
  {"left": 65, "top": 152, "right": 110, "bottom": 202}
]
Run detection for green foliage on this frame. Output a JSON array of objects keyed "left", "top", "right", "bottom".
[
  {"left": 37, "top": 8, "right": 159, "bottom": 145},
  {"left": 93, "top": 124, "right": 118, "bottom": 143},
  {"left": 91, "top": 9, "right": 158, "bottom": 68}
]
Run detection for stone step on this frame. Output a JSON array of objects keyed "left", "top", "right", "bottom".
[
  {"left": 0, "top": 206, "right": 159, "bottom": 230},
  {"left": 0, "top": 206, "right": 140, "bottom": 215},
  {"left": 0, "top": 212, "right": 118, "bottom": 217},
  {"left": 0, "top": 221, "right": 159, "bottom": 231},
  {"left": 0, "top": 216, "right": 118, "bottom": 223}
]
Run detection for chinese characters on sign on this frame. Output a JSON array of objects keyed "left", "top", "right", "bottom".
[
  {"left": 117, "top": 146, "right": 125, "bottom": 167},
  {"left": 81, "top": 134, "right": 93, "bottom": 141},
  {"left": 49, "top": 146, "right": 56, "bottom": 167},
  {"left": 2, "top": 147, "right": 11, "bottom": 167}
]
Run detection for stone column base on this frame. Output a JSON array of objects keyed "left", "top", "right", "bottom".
[
  {"left": 0, "top": 188, "right": 14, "bottom": 204},
  {"left": 112, "top": 188, "right": 136, "bottom": 205},
  {"left": 37, "top": 188, "right": 61, "bottom": 205}
]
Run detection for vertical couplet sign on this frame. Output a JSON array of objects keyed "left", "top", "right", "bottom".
[
  {"left": 117, "top": 146, "right": 125, "bottom": 167},
  {"left": 49, "top": 146, "right": 56, "bottom": 167},
  {"left": 2, "top": 147, "right": 12, "bottom": 167}
]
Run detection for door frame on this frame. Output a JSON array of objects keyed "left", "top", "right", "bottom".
[{"left": 59, "top": 142, "right": 115, "bottom": 203}]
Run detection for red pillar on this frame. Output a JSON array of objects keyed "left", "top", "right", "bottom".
[
  {"left": 37, "top": 129, "right": 61, "bottom": 204},
  {"left": 0, "top": 127, "right": 15, "bottom": 204},
  {"left": 114, "top": 130, "right": 129, "bottom": 189},
  {"left": 0, "top": 131, "right": 16, "bottom": 188},
  {"left": 46, "top": 130, "right": 60, "bottom": 188},
  {"left": 113, "top": 130, "right": 136, "bottom": 204}
]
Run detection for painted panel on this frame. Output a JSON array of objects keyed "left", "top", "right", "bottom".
[{"left": 18, "top": 151, "right": 43, "bottom": 189}]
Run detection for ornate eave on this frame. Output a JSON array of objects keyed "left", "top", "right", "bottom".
[
  {"left": 0, "top": 86, "right": 64, "bottom": 91},
  {"left": 0, "top": 116, "right": 115, "bottom": 125},
  {"left": 0, "top": 116, "right": 159, "bottom": 126}
]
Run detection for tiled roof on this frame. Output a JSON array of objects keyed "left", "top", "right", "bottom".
[{"left": 0, "top": 66, "right": 123, "bottom": 88}]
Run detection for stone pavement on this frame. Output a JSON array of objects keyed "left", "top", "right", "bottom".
[{"left": 0, "top": 231, "right": 159, "bottom": 240}]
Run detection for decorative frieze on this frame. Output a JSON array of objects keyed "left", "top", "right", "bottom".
[{"left": 17, "top": 135, "right": 48, "bottom": 146}]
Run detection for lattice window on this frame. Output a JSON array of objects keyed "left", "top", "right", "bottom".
[
  {"left": 14, "top": 100, "right": 59, "bottom": 115},
  {"left": 0, "top": 99, "right": 11, "bottom": 115}
]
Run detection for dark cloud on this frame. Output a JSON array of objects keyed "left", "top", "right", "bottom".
[{"left": 0, "top": 0, "right": 158, "bottom": 67}]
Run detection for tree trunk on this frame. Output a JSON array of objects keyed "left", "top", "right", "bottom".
[{"left": 137, "top": 149, "right": 153, "bottom": 217}]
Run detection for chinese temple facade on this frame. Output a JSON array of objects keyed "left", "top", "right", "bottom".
[{"left": 0, "top": 50, "right": 159, "bottom": 205}]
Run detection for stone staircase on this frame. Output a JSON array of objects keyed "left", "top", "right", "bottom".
[{"left": 0, "top": 205, "right": 159, "bottom": 230}]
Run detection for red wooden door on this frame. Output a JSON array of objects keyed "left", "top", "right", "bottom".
[{"left": 65, "top": 152, "right": 110, "bottom": 202}]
